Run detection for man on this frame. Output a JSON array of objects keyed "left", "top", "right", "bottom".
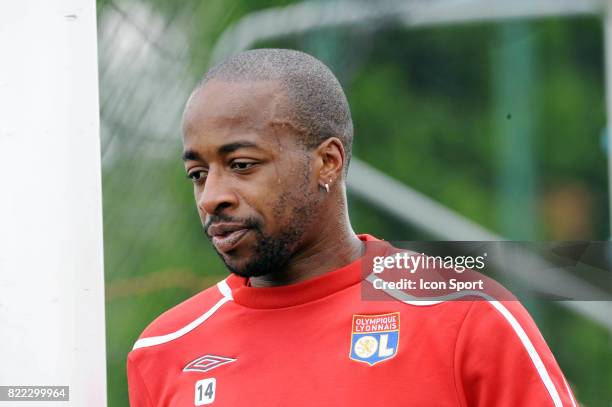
[{"left": 127, "top": 48, "right": 577, "bottom": 406}]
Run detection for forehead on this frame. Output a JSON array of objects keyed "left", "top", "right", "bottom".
[{"left": 182, "top": 80, "right": 292, "bottom": 148}]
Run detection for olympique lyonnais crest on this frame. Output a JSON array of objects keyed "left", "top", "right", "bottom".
[{"left": 349, "top": 312, "right": 400, "bottom": 366}]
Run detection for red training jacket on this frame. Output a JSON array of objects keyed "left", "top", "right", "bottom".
[{"left": 127, "top": 234, "right": 578, "bottom": 406}]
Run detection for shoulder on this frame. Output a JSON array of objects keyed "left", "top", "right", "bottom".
[
  {"left": 454, "top": 299, "right": 578, "bottom": 406},
  {"left": 130, "top": 278, "right": 232, "bottom": 352},
  {"left": 457, "top": 297, "right": 546, "bottom": 349}
]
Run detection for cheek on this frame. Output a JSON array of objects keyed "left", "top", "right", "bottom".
[
  {"left": 195, "top": 204, "right": 208, "bottom": 226},
  {"left": 246, "top": 186, "right": 284, "bottom": 220},
  {"left": 193, "top": 190, "right": 202, "bottom": 214},
  {"left": 269, "top": 173, "right": 315, "bottom": 223},
  {"left": 239, "top": 180, "right": 291, "bottom": 229}
]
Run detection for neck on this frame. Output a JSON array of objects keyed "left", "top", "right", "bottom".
[{"left": 249, "top": 204, "right": 364, "bottom": 288}]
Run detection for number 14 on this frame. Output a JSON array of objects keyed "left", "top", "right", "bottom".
[{"left": 194, "top": 378, "right": 216, "bottom": 405}]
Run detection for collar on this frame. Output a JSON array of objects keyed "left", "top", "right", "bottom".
[{"left": 225, "top": 234, "right": 388, "bottom": 309}]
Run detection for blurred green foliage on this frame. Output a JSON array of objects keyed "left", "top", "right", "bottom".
[{"left": 99, "top": 1, "right": 611, "bottom": 405}]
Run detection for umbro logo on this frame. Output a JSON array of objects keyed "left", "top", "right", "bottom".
[{"left": 183, "top": 354, "right": 236, "bottom": 373}]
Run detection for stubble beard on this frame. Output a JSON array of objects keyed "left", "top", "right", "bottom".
[{"left": 214, "top": 168, "right": 318, "bottom": 278}]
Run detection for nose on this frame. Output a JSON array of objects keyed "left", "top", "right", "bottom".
[{"left": 196, "top": 168, "right": 238, "bottom": 215}]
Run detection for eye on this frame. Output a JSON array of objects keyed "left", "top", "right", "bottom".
[
  {"left": 230, "top": 160, "right": 257, "bottom": 171},
  {"left": 187, "top": 169, "right": 207, "bottom": 184}
]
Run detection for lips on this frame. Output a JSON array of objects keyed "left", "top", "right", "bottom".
[{"left": 208, "top": 223, "right": 251, "bottom": 253}]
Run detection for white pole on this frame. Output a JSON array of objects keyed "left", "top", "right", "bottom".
[
  {"left": 605, "top": 1, "right": 612, "bottom": 238},
  {"left": 0, "top": 1, "right": 107, "bottom": 406}
]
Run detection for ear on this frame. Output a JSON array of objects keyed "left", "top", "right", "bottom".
[{"left": 314, "top": 137, "right": 345, "bottom": 190}]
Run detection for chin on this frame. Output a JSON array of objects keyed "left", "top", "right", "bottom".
[
  {"left": 227, "top": 261, "right": 273, "bottom": 278},
  {"left": 220, "top": 252, "right": 267, "bottom": 278},
  {"left": 216, "top": 228, "right": 298, "bottom": 278}
]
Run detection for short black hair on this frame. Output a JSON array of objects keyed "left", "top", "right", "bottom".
[{"left": 199, "top": 48, "right": 354, "bottom": 173}]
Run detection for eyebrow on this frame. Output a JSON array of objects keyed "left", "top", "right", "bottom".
[
  {"left": 182, "top": 149, "right": 203, "bottom": 162},
  {"left": 218, "top": 141, "right": 260, "bottom": 154},
  {"left": 182, "top": 141, "right": 262, "bottom": 162}
]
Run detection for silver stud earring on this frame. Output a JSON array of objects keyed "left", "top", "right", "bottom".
[{"left": 324, "top": 183, "right": 330, "bottom": 193}]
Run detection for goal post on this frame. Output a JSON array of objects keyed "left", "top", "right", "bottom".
[{"left": 0, "top": 1, "right": 107, "bottom": 405}]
